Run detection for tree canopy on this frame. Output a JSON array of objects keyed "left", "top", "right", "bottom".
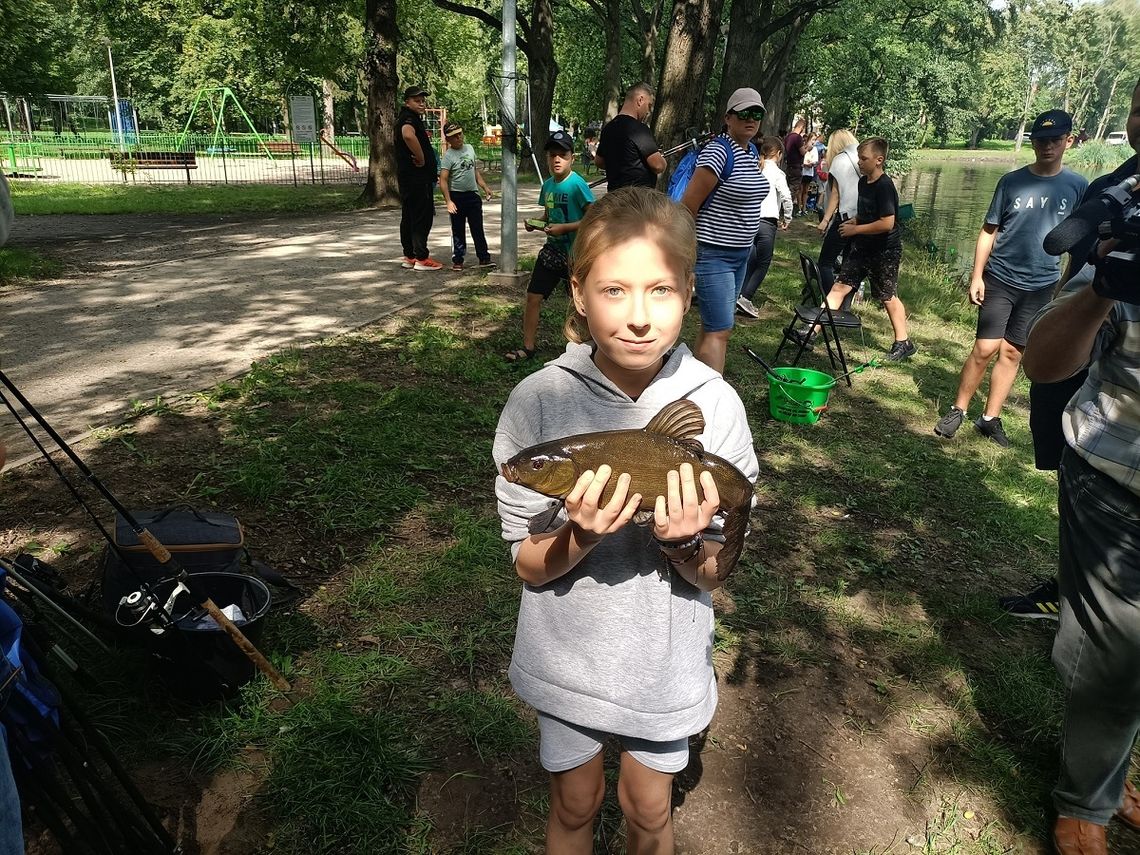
[{"left": 3, "top": 0, "right": 1137, "bottom": 151}]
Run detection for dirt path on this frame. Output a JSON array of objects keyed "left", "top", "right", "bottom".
[{"left": 1, "top": 191, "right": 547, "bottom": 466}]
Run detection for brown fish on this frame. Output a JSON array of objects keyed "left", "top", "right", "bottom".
[{"left": 500, "top": 399, "right": 754, "bottom": 580}]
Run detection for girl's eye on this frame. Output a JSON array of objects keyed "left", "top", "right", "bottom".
[
  {"left": 604, "top": 286, "right": 624, "bottom": 297},
  {"left": 652, "top": 284, "right": 674, "bottom": 296}
]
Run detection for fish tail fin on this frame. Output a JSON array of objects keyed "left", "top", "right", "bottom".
[{"left": 715, "top": 504, "right": 750, "bottom": 581}]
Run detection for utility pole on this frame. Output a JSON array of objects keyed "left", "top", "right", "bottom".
[
  {"left": 106, "top": 40, "right": 124, "bottom": 152},
  {"left": 489, "top": 0, "right": 526, "bottom": 286}
]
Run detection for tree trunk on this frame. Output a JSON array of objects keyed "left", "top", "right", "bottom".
[
  {"left": 526, "top": 0, "right": 558, "bottom": 170},
  {"left": 600, "top": 0, "right": 623, "bottom": 121},
  {"left": 322, "top": 79, "right": 336, "bottom": 138},
  {"left": 757, "top": 19, "right": 808, "bottom": 136},
  {"left": 360, "top": 0, "right": 400, "bottom": 207},
  {"left": 1013, "top": 69, "right": 1037, "bottom": 156},
  {"left": 717, "top": 0, "right": 774, "bottom": 112},
  {"left": 1095, "top": 70, "right": 1125, "bottom": 139},
  {"left": 632, "top": 0, "right": 664, "bottom": 85},
  {"left": 654, "top": 0, "right": 728, "bottom": 149}
]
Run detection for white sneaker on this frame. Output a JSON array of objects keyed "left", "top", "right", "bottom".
[{"left": 736, "top": 296, "right": 760, "bottom": 318}]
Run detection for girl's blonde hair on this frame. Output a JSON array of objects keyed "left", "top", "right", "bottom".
[
  {"left": 564, "top": 186, "right": 697, "bottom": 344},
  {"left": 826, "top": 128, "right": 859, "bottom": 169}
]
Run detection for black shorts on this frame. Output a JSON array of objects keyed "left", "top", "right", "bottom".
[
  {"left": 527, "top": 243, "right": 571, "bottom": 298},
  {"left": 785, "top": 168, "right": 802, "bottom": 194},
  {"left": 836, "top": 243, "right": 902, "bottom": 301},
  {"left": 976, "top": 274, "right": 1053, "bottom": 348}
]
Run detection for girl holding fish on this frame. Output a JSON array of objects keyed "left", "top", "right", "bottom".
[{"left": 493, "top": 186, "right": 759, "bottom": 854}]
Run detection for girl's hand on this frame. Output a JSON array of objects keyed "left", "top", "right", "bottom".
[
  {"left": 816, "top": 218, "right": 829, "bottom": 234},
  {"left": 653, "top": 463, "right": 720, "bottom": 542},
  {"left": 446, "top": 200, "right": 458, "bottom": 215},
  {"left": 564, "top": 464, "right": 642, "bottom": 543}
]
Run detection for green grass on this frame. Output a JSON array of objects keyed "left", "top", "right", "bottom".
[
  {"left": 8, "top": 182, "right": 363, "bottom": 216},
  {"left": 0, "top": 246, "right": 62, "bottom": 283},
  {"left": 914, "top": 141, "right": 1035, "bottom": 163},
  {"left": 5, "top": 221, "right": 1104, "bottom": 853}
]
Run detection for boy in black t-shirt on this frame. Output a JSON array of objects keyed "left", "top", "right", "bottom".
[{"left": 798, "top": 137, "right": 916, "bottom": 361}]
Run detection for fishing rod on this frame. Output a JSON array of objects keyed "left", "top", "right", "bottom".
[
  {"left": 0, "top": 556, "right": 110, "bottom": 652},
  {"left": 742, "top": 347, "right": 803, "bottom": 385},
  {"left": 587, "top": 130, "right": 715, "bottom": 190},
  {"left": 0, "top": 367, "right": 292, "bottom": 694}
]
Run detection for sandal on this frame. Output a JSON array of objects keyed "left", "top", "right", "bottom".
[{"left": 504, "top": 347, "right": 536, "bottom": 363}]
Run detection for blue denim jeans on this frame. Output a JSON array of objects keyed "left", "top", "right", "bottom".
[
  {"left": 694, "top": 242, "right": 751, "bottom": 332},
  {"left": 448, "top": 191, "right": 490, "bottom": 265},
  {"left": 1052, "top": 447, "right": 1140, "bottom": 824},
  {"left": 0, "top": 727, "right": 22, "bottom": 854}
]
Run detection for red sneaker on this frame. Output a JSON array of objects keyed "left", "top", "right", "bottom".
[
  {"left": 414, "top": 258, "right": 444, "bottom": 271},
  {"left": 401, "top": 257, "right": 416, "bottom": 269}
]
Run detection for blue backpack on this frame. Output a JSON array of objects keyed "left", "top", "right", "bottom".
[{"left": 667, "top": 136, "right": 757, "bottom": 204}]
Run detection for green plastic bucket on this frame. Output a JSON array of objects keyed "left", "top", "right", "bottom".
[{"left": 768, "top": 367, "right": 836, "bottom": 424}]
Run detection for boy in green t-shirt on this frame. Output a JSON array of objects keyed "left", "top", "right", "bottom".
[
  {"left": 440, "top": 121, "right": 496, "bottom": 271},
  {"left": 504, "top": 131, "right": 595, "bottom": 362}
]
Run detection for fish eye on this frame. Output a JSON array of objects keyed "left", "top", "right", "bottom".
[{"left": 531, "top": 460, "right": 545, "bottom": 470}]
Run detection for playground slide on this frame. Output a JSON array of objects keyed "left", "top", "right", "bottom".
[{"left": 319, "top": 131, "right": 359, "bottom": 172}]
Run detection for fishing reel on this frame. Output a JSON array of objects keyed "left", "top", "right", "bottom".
[{"left": 116, "top": 579, "right": 188, "bottom": 635}]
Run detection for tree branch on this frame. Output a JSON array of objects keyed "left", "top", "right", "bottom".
[{"left": 428, "top": 0, "right": 531, "bottom": 53}]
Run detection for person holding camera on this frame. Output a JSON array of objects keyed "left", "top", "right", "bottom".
[{"left": 1021, "top": 79, "right": 1140, "bottom": 855}]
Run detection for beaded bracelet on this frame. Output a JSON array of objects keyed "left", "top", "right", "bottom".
[{"left": 654, "top": 533, "right": 703, "bottom": 565}]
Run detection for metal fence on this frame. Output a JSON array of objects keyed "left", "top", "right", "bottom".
[{"left": 1, "top": 131, "right": 504, "bottom": 186}]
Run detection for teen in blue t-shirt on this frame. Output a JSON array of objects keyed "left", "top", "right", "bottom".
[
  {"left": 503, "top": 131, "right": 595, "bottom": 362},
  {"left": 934, "top": 109, "right": 1089, "bottom": 448}
]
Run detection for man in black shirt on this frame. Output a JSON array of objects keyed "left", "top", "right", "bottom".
[
  {"left": 594, "top": 83, "right": 667, "bottom": 191},
  {"left": 395, "top": 85, "right": 442, "bottom": 271}
]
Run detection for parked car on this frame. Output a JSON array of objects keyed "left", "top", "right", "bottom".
[{"left": 1106, "top": 131, "right": 1128, "bottom": 146}]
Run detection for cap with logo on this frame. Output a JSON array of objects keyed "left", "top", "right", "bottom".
[
  {"left": 1030, "top": 110, "right": 1073, "bottom": 139},
  {"left": 726, "top": 87, "right": 765, "bottom": 114},
  {"left": 443, "top": 121, "right": 463, "bottom": 138},
  {"left": 545, "top": 130, "right": 574, "bottom": 153},
  {"left": 403, "top": 85, "right": 430, "bottom": 100}
]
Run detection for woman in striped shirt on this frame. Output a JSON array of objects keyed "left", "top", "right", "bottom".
[{"left": 681, "top": 87, "right": 770, "bottom": 373}]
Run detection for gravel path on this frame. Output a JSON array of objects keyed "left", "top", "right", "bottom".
[{"left": 1, "top": 189, "right": 547, "bottom": 467}]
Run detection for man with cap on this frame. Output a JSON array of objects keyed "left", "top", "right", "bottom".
[
  {"left": 933, "top": 109, "right": 1087, "bottom": 448},
  {"left": 594, "top": 82, "right": 667, "bottom": 191},
  {"left": 439, "top": 121, "right": 495, "bottom": 271},
  {"left": 396, "top": 85, "right": 443, "bottom": 271}
]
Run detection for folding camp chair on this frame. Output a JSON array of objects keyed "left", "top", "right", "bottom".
[{"left": 773, "top": 253, "right": 863, "bottom": 387}]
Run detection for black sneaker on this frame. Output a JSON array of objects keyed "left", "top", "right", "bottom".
[
  {"left": 974, "top": 416, "right": 1010, "bottom": 447},
  {"left": 885, "top": 339, "right": 917, "bottom": 361},
  {"left": 934, "top": 406, "right": 966, "bottom": 438},
  {"left": 998, "top": 578, "right": 1060, "bottom": 621}
]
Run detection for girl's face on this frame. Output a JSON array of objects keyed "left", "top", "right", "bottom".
[{"left": 572, "top": 236, "right": 691, "bottom": 395}]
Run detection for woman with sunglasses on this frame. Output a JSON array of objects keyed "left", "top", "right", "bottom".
[{"left": 680, "top": 88, "right": 770, "bottom": 374}]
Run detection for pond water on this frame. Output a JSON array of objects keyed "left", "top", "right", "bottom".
[{"left": 896, "top": 159, "right": 1100, "bottom": 274}]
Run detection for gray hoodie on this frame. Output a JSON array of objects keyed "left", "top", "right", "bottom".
[{"left": 493, "top": 342, "right": 759, "bottom": 741}]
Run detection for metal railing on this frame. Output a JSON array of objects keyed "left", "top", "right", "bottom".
[{"left": 1, "top": 131, "right": 504, "bottom": 186}]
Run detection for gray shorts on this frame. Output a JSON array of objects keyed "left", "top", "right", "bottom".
[{"left": 537, "top": 712, "right": 690, "bottom": 774}]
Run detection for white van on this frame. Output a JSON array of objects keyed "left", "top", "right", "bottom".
[{"left": 1106, "top": 131, "right": 1128, "bottom": 146}]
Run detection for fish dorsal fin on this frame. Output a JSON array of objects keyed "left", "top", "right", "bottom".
[{"left": 644, "top": 399, "right": 705, "bottom": 442}]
